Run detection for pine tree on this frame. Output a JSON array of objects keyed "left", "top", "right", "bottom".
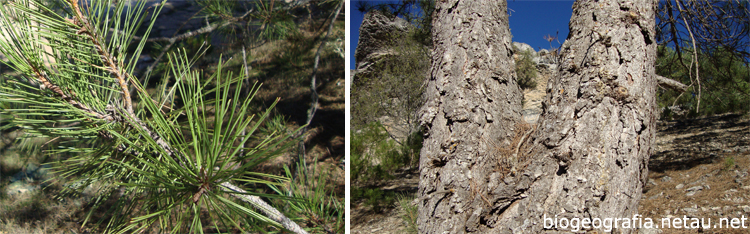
[
  {"left": 0, "top": 0, "right": 325, "bottom": 233},
  {"left": 417, "top": 0, "right": 658, "bottom": 233}
]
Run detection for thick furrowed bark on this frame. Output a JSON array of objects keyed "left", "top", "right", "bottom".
[
  {"left": 416, "top": 0, "right": 522, "bottom": 233},
  {"left": 417, "top": 0, "right": 658, "bottom": 233},
  {"left": 488, "top": 0, "right": 658, "bottom": 233}
]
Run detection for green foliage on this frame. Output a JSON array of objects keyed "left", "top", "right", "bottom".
[
  {"left": 191, "top": 0, "right": 297, "bottom": 43},
  {"left": 351, "top": 187, "right": 397, "bottom": 213},
  {"left": 351, "top": 122, "right": 395, "bottom": 183},
  {"left": 351, "top": 29, "right": 428, "bottom": 138},
  {"left": 513, "top": 45, "right": 538, "bottom": 91},
  {"left": 401, "top": 0, "right": 434, "bottom": 47},
  {"left": 112, "top": 52, "right": 299, "bottom": 233},
  {"left": 397, "top": 193, "right": 418, "bottom": 234},
  {"left": 0, "top": 0, "right": 336, "bottom": 233},
  {"left": 268, "top": 160, "right": 344, "bottom": 234},
  {"left": 656, "top": 45, "right": 750, "bottom": 119},
  {"left": 723, "top": 156, "right": 736, "bottom": 171},
  {"left": 351, "top": 188, "right": 416, "bottom": 220},
  {"left": 351, "top": 122, "right": 420, "bottom": 184},
  {"left": 277, "top": 29, "right": 318, "bottom": 74},
  {"left": 195, "top": 0, "right": 238, "bottom": 19},
  {"left": 251, "top": 0, "right": 297, "bottom": 42}
]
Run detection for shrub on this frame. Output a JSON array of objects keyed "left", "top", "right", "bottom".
[
  {"left": 514, "top": 45, "right": 538, "bottom": 90},
  {"left": 351, "top": 122, "right": 422, "bottom": 185},
  {"left": 397, "top": 193, "right": 418, "bottom": 234}
]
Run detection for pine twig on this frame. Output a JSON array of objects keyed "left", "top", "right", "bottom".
[
  {"left": 220, "top": 182, "right": 309, "bottom": 234},
  {"left": 69, "top": 0, "right": 179, "bottom": 157},
  {"left": 69, "top": 0, "right": 138, "bottom": 114},
  {"left": 66, "top": 4, "right": 307, "bottom": 231},
  {"left": 25, "top": 65, "right": 111, "bottom": 121}
]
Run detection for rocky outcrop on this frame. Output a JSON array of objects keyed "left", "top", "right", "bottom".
[
  {"left": 353, "top": 10, "right": 411, "bottom": 82},
  {"left": 511, "top": 42, "right": 560, "bottom": 124},
  {"left": 512, "top": 42, "right": 535, "bottom": 56},
  {"left": 352, "top": 10, "right": 427, "bottom": 141}
]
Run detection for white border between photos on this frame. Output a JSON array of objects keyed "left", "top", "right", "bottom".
[{"left": 344, "top": 0, "right": 351, "bottom": 233}]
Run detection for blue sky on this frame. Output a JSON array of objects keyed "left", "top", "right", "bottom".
[{"left": 349, "top": 0, "right": 575, "bottom": 69}]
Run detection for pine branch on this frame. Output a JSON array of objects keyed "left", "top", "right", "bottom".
[
  {"left": 1, "top": 1, "right": 312, "bottom": 232},
  {"left": 220, "top": 182, "right": 309, "bottom": 234},
  {"left": 25, "top": 61, "right": 113, "bottom": 121},
  {"left": 84, "top": 3, "right": 306, "bottom": 231},
  {"left": 66, "top": 0, "right": 180, "bottom": 158},
  {"left": 68, "top": 0, "right": 137, "bottom": 114}
]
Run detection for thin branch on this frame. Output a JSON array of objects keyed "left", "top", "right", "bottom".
[
  {"left": 656, "top": 75, "right": 688, "bottom": 93},
  {"left": 132, "top": 10, "right": 253, "bottom": 43},
  {"left": 675, "top": 0, "right": 701, "bottom": 113},
  {"left": 294, "top": 0, "right": 343, "bottom": 178},
  {"left": 25, "top": 65, "right": 112, "bottom": 121},
  {"left": 133, "top": 38, "right": 175, "bottom": 92},
  {"left": 383, "top": 126, "right": 405, "bottom": 146},
  {"left": 69, "top": 0, "right": 137, "bottom": 114},
  {"left": 220, "top": 182, "right": 308, "bottom": 234},
  {"left": 69, "top": 0, "right": 178, "bottom": 158},
  {"left": 129, "top": 4, "right": 208, "bottom": 93},
  {"left": 240, "top": 45, "right": 250, "bottom": 159},
  {"left": 131, "top": 9, "right": 252, "bottom": 93},
  {"left": 664, "top": 0, "right": 695, "bottom": 82}
]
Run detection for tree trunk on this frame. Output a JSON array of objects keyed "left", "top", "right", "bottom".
[
  {"left": 417, "top": 0, "right": 658, "bottom": 233},
  {"left": 416, "top": 0, "right": 523, "bottom": 232}
]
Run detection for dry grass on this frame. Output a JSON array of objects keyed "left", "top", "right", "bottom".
[
  {"left": 637, "top": 114, "right": 750, "bottom": 234},
  {"left": 638, "top": 151, "right": 750, "bottom": 234},
  {"left": 0, "top": 190, "right": 88, "bottom": 234},
  {"left": 490, "top": 121, "right": 536, "bottom": 176},
  {"left": 0, "top": 129, "right": 85, "bottom": 232}
]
